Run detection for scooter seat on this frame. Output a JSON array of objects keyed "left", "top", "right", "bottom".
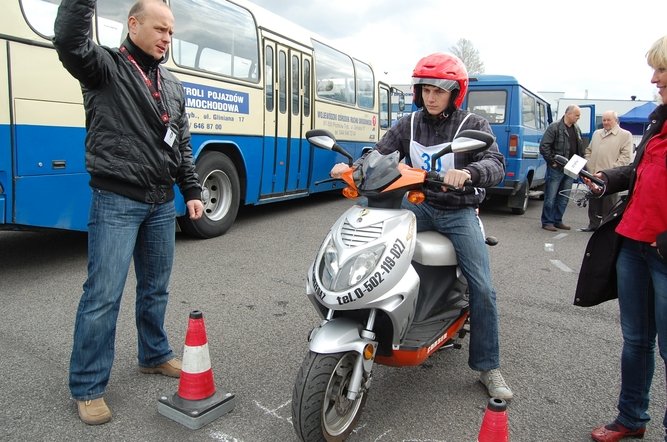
[{"left": 412, "top": 231, "right": 457, "bottom": 266}]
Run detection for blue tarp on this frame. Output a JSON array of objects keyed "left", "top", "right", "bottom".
[
  {"left": 619, "top": 101, "right": 657, "bottom": 123},
  {"left": 619, "top": 102, "right": 657, "bottom": 136}
]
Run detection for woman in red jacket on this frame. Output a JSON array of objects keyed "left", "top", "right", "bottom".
[{"left": 585, "top": 35, "right": 667, "bottom": 442}]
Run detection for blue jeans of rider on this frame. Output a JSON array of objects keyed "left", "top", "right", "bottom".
[
  {"left": 541, "top": 166, "right": 575, "bottom": 227},
  {"left": 614, "top": 238, "right": 667, "bottom": 434},
  {"left": 402, "top": 200, "right": 500, "bottom": 371},
  {"left": 69, "top": 189, "right": 176, "bottom": 400}
]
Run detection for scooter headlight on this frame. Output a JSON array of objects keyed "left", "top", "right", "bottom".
[
  {"left": 321, "top": 239, "right": 339, "bottom": 289},
  {"left": 320, "top": 241, "right": 385, "bottom": 291},
  {"left": 345, "top": 248, "right": 384, "bottom": 287}
]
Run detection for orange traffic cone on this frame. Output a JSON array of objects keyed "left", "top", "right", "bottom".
[
  {"left": 158, "top": 310, "right": 236, "bottom": 429},
  {"left": 478, "top": 398, "right": 509, "bottom": 442}
]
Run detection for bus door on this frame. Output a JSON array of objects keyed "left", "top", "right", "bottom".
[
  {"left": 261, "top": 40, "right": 311, "bottom": 197},
  {"left": 0, "top": 40, "right": 9, "bottom": 224},
  {"left": 8, "top": 39, "right": 88, "bottom": 231}
]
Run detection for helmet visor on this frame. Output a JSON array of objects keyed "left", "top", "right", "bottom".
[{"left": 412, "top": 77, "right": 459, "bottom": 91}]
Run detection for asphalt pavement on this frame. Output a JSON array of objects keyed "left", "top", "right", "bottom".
[{"left": 0, "top": 190, "right": 665, "bottom": 441}]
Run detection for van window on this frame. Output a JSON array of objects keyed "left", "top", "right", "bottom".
[
  {"left": 536, "top": 100, "right": 547, "bottom": 129},
  {"left": 466, "top": 90, "right": 506, "bottom": 124},
  {"left": 521, "top": 91, "right": 537, "bottom": 129}
]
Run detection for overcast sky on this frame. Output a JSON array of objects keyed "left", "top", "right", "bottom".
[{"left": 249, "top": 0, "right": 661, "bottom": 102}]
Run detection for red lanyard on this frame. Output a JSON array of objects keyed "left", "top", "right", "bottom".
[{"left": 120, "top": 46, "right": 170, "bottom": 125}]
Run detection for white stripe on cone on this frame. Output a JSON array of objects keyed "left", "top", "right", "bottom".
[{"left": 182, "top": 343, "right": 212, "bottom": 374}]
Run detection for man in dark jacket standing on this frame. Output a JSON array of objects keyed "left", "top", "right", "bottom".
[
  {"left": 539, "top": 105, "right": 584, "bottom": 231},
  {"left": 53, "top": 0, "right": 203, "bottom": 425}
]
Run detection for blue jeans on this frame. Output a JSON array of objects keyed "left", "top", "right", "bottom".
[
  {"left": 614, "top": 238, "right": 667, "bottom": 434},
  {"left": 541, "top": 166, "right": 574, "bottom": 226},
  {"left": 403, "top": 200, "right": 500, "bottom": 371},
  {"left": 69, "top": 189, "right": 176, "bottom": 400}
]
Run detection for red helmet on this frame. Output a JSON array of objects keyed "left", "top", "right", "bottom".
[{"left": 412, "top": 52, "right": 468, "bottom": 109}]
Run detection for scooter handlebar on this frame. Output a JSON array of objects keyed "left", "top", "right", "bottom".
[
  {"left": 554, "top": 155, "right": 605, "bottom": 187},
  {"left": 425, "top": 176, "right": 473, "bottom": 192}
]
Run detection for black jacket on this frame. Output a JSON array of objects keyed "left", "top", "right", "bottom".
[
  {"left": 574, "top": 104, "right": 667, "bottom": 306},
  {"left": 53, "top": 0, "right": 201, "bottom": 204},
  {"left": 374, "top": 109, "right": 505, "bottom": 209},
  {"left": 539, "top": 118, "right": 585, "bottom": 167}
]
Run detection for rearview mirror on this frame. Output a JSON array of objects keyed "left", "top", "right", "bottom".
[
  {"left": 430, "top": 129, "right": 495, "bottom": 171},
  {"left": 305, "top": 129, "right": 353, "bottom": 165},
  {"left": 305, "top": 129, "right": 336, "bottom": 150},
  {"left": 450, "top": 129, "right": 495, "bottom": 153}
]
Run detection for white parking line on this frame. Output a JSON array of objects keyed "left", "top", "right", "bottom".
[{"left": 550, "top": 259, "right": 573, "bottom": 272}]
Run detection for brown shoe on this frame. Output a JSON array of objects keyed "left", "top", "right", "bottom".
[
  {"left": 139, "top": 358, "right": 181, "bottom": 378},
  {"left": 554, "top": 223, "right": 571, "bottom": 230},
  {"left": 76, "top": 398, "right": 112, "bottom": 425},
  {"left": 542, "top": 224, "right": 557, "bottom": 232}
]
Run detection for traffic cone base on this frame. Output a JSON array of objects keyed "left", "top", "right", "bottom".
[
  {"left": 157, "top": 310, "right": 235, "bottom": 429},
  {"left": 158, "top": 389, "right": 236, "bottom": 430}
]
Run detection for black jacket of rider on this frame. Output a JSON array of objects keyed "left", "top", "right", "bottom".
[
  {"left": 373, "top": 109, "right": 505, "bottom": 209},
  {"left": 53, "top": 0, "right": 201, "bottom": 204}
]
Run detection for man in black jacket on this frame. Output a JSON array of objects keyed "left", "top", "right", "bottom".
[
  {"left": 539, "top": 105, "right": 584, "bottom": 231},
  {"left": 53, "top": 0, "right": 203, "bottom": 425}
]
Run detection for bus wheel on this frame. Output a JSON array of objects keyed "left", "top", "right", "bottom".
[
  {"left": 509, "top": 179, "right": 529, "bottom": 215},
  {"left": 178, "top": 151, "right": 240, "bottom": 239}
]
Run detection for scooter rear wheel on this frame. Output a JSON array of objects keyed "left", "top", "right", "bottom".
[{"left": 292, "top": 351, "right": 368, "bottom": 442}]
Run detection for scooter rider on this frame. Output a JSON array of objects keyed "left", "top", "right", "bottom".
[{"left": 330, "top": 52, "right": 512, "bottom": 400}]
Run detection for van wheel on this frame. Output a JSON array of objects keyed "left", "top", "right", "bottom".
[{"left": 509, "top": 180, "right": 529, "bottom": 215}]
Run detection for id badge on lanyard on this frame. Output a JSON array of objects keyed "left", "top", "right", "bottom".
[{"left": 120, "top": 46, "right": 173, "bottom": 146}]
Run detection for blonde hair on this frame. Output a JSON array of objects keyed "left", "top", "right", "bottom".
[{"left": 646, "top": 35, "right": 667, "bottom": 69}]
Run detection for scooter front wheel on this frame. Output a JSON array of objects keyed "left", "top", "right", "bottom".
[{"left": 292, "top": 351, "right": 368, "bottom": 442}]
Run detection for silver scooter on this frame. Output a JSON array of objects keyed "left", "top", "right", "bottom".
[{"left": 291, "top": 129, "right": 495, "bottom": 441}]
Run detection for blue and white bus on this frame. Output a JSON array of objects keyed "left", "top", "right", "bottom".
[{"left": 2, "top": 0, "right": 397, "bottom": 237}]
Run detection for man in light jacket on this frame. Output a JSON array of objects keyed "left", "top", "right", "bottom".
[{"left": 581, "top": 111, "right": 633, "bottom": 231}]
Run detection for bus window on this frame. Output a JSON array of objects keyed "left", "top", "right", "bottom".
[
  {"left": 96, "top": 0, "right": 134, "bottom": 47},
  {"left": 312, "top": 40, "right": 355, "bottom": 105},
  {"left": 265, "top": 45, "right": 274, "bottom": 112},
  {"left": 291, "top": 55, "right": 300, "bottom": 116},
  {"left": 355, "top": 60, "right": 374, "bottom": 109},
  {"left": 379, "top": 87, "right": 389, "bottom": 129},
  {"left": 303, "top": 59, "right": 311, "bottom": 117},
  {"left": 169, "top": 0, "right": 259, "bottom": 82},
  {"left": 278, "top": 50, "right": 287, "bottom": 113},
  {"left": 21, "top": 0, "right": 61, "bottom": 38}
]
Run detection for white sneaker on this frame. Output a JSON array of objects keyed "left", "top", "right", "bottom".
[{"left": 480, "top": 369, "right": 513, "bottom": 400}]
